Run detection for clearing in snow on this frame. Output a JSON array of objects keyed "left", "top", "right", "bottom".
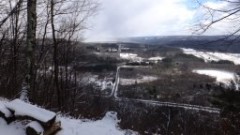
[
  {"left": 182, "top": 48, "right": 240, "bottom": 65},
  {"left": 193, "top": 69, "right": 239, "bottom": 90}
]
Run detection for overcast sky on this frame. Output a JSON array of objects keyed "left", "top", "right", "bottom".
[{"left": 85, "top": 0, "right": 231, "bottom": 42}]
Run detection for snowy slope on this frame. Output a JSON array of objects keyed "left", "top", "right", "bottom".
[
  {"left": 182, "top": 48, "right": 240, "bottom": 65},
  {"left": 0, "top": 118, "right": 25, "bottom": 135},
  {"left": 0, "top": 100, "right": 137, "bottom": 135},
  {"left": 193, "top": 69, "right": 239, "bottom": 90},
  {"left": 57, "top": 112, "right": 137, "bottom": 135}
]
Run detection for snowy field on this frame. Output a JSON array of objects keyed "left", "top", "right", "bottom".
[
  {"left": 79, "top": 73, "right": 113, "bottom": 91},
  {"left": 0, "top": 100, "right": 137, "bottom": 135},
  {"left": 120, "top": 76, "right": 158, "bottom": 86},
  {"left": 148, "top": 56, "right": 164, "bottom": 61},
  {"left": 193, "top": 69, "right": 239, "bottom": 90},
  {"left": 182, "top": 48, "right": 240, "bottom": 65},
  {"left": 120, "top": 53, "right": 164, "bottom": 63},
  {"left": 120, "top": 53, "right": 143, "bottom": 62}
]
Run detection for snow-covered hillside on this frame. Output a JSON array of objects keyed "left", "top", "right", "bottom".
[
  {"left": 182, "top": 48, "right": 240, "bottom": 65},
  {"left": 0, "top": 99, "right": 137, "bottom": 135},
  {"left": 58, "top": 112, "right": 136, "bottom": 135},
  {"left": 193, "top": 69, "right": 239, "bottom": 90}
]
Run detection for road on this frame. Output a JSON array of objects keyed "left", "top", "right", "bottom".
[{"left": 110, "top": 65, "right": 221, "bottom": 114}]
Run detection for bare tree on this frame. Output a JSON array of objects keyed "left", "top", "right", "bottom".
[
  {"left": 195, "top": 0, "right": 240, "bottom": 36},
  {"left": 195, "top": 1, "right": 240, "bottom": 134},
  {"left": 50, "top": 0, "right": 62, "bottom": 109},
  {"left": 20, "top": 0, "right": 37, "bottom": 101},
  {"left": 0, "top": 0, "right": 98, "bottom": 111},
  {"left": 9, "top": 0, "right": 22, "bottom": 96},
  {"left": 0, "top": 0, "right": 24, "bottom": 29}
]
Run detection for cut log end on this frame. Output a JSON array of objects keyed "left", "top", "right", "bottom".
[{"left": 44, "top": 121, "right": 62, "bottom": 135}]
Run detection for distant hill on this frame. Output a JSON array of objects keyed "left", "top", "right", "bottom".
[{"left": 122, "top": 36, "right": 240, "bottom": 53}]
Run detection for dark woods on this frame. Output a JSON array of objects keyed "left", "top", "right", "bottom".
[{"left": 0, "top": 0, "right": 98, "bottom": 110}]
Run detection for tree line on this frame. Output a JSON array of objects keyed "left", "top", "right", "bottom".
[{"left": 0, "top": 0, "right": 98, "bottom": 110}]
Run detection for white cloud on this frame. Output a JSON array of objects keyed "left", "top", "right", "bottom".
[
  {"left": 124, "top": 0, "right": 194, "bottom": 36},
  {"left": 85, "top": 0, "right": 238, "bottom": 42},
  {"left": 85, "top": 0, "right": 195, "bottom": 41}
]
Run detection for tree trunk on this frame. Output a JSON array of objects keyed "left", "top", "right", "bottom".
[
  {"left": 22, "top": 0, "right": 37, "bottom": 101},
  {"left": 50, "top": 0, "right": 61, "bottom": 110},
  {"left": 11, "top": 0, "right": 21, "bottom": 96}
]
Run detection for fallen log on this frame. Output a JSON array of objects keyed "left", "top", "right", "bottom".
[
  {"left": 26, "top": 121, "right": 61, "bottom": 135},
  {"left": 6, "top": 99, "right": 56, "bottom": 128}
]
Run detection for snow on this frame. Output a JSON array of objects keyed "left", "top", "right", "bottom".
[
  {"left": 148, "top": 56, "right": 164, "bottom": 63},
  {"left": 0, "top": 99, "right": 137, "bottom": 135},
  {"left": 100, "top": 78, "right": 112, "bottom": 90},
  {"left": 80, "top": 74, "right": 113, "bottom": 91},
  {"left": 0, "top": 118, "right": 25, "bottom": 135},
  {"left": 26, "top": 121, "right": 44, "bottom": 134},
  {"left": 6, "top": 99, "right": 56, "bottom": 123},
  {"left": 182, "top": 48, "right": 240, "bottom": 65},
  {"left": 148, "top": 56, "right": 164, "bottom": 61},
  {"left": 120, "top": 53, "right": 164, "bottom": 63},
  {"left": 57, "top": 111, "right": 137, "bottom": 135},
  {"left": 19, "top": 89, "right": 29, "bottom": 102},
  {"left": 193, "top": 69, "right": 239, "bottom": 90},
  {"left": 120, "top": 53, "right": 143, "bottom": 62},
  {"left": 0, "top": 101, "right": 12, "bottom": 118},
  {"left": 120, "top": 76, "right": 158, "bottom": 86}
]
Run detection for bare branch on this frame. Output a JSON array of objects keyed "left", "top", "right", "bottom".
[{"left": 0, "top": 0, "right": 24, "bottom": 29}]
